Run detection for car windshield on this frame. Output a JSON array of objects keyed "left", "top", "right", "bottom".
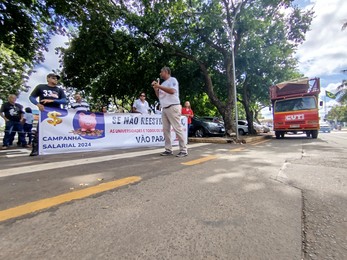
[{"left": 275, "top": 96, "right": 317, "bottom": 113}]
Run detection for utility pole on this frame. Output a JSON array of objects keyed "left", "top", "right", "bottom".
[{"left": 230, "top": 2, "right": 242, "bottom": 140}]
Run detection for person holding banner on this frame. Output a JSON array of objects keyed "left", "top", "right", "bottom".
[
  {"left": 152, "top": 67, "right": 188, "bottom": 157},
  {"left": 29, "top": 73, "right": 67, "bottom": 156}
]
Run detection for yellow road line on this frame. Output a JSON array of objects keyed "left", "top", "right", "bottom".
[
  {"left": 251, "top": 139, "right": 271, "bottom": 146},
  {"left": 181, "top": 155, "right": 218, "bottom": 166},
  {"left": 0, "top": 176, "right": 141, "bottom": 222}
]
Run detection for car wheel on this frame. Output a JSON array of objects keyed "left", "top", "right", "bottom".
[
  {"left": 194, "top": 128, "right": 205, "bottom": 138},
  {"left": 238, "top": 129, "right": 245, "bottom": 136}
]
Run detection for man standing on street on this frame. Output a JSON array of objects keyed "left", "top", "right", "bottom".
[
  {"left": 0, "top": 94, "right": 29, "bottom": 149},
  {"left": 152, "top": 67, "right": 187, "bottom": 157},
  {"left": 70, "top": 93, "right": 90, "bottom": 111},
  {"left": 29, "top": 73, "right": 67, "bottom": 156}
]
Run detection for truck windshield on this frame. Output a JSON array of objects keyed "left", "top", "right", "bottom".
[{"left": 275, "top": 96, "right": 317, "bottom": 113}]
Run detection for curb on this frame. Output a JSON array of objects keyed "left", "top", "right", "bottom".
[{"left": 188, "top": 134, "right": 272, "bottom": 144}]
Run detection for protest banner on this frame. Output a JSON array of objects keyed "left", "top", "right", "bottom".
[{"left": 39, "top": 108, "right": 187, "bottom": 155}]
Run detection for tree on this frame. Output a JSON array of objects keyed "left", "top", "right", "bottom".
[
  {"left": 107, "top": 0, "right": 313, "bottom": 135},
  {"left": 0, "top": 44, "right": 29, "bottom": 100},
  {"left": 327, "top": 105, "right": 347, "bottom": 122},
  {"left": 0, "top": 0, "right": 111, "bottom": 101},
  {"left": 59, "top": 11, "right": 168, "bottom": 110}
]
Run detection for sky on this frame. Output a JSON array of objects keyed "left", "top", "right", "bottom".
[{"left": 3, "top": 0, "right": 347, "bottom": 123}]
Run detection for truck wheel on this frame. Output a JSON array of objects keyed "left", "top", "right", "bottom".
[
  {"left": 306, "top": 131, "right": 311, "bottom": 138},
  {"left": 311, "top": 130, "right": 318, "bottom": 139},
  {"left": 280, "top": 132, "right": 285, "bottom": 138},
  {"left": 275, "top": 131, "right": 281, "bottom": 139}
]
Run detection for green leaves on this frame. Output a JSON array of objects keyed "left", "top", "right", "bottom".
[{"left": 0, "top": 44, "right": 30, "bottom": 100}]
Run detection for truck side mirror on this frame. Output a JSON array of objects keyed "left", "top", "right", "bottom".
[{"left": 319, "top": 101, "right": 323, "bottom": 106}]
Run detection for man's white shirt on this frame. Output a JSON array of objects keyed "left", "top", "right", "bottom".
[{"left": 159, "top": 77, "right": 180, "bottom": 108}]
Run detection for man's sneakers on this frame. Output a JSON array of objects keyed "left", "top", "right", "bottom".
[
  {"left": 160, "top": 150, "right": 173, "bottom": 156},
  {"left": 160, "top": 150, "right": 188, "bottom": 157},
  {"left": 2, "top": 146, "right": 8, "bottom": 150},
  {"left": 176, "top": 152, "right": 188, "bottom": 158}
]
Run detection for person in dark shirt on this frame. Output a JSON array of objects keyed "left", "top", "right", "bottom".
[
  {"left": 29, "top": 73, "right": 67, "bottom": 156},
  {"left": 0, "top": 94, "right": 29, "bottom": 149}
]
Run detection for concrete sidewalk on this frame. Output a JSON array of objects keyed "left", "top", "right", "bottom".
[{"left": 189, "top": 133, "right": 273, "bottom": 144}]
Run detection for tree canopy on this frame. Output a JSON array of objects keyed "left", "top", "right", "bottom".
[
  {"left": 2, "top": 0, "right": 315, "bottom": 136},
  {"left": 61, "top": 0, "right": 313, "bottom": 133}
]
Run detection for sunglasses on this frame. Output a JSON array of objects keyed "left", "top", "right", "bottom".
[{"left": 140, "top": 95, "right": 146, "bottom": 97}]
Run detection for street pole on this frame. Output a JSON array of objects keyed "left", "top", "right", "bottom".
[
  {"left": 231, "top": 44, "right": 238, "bottom": 140},
  {"left": 324, "top": 95, "right": 327, "bottom": 120},
  {"left": 230, "top": 3, "right": 242, "bottom": 140}
]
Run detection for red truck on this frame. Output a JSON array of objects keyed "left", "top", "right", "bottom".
[{"left": 270, "top": 77, "right": 322, "bottom": 139}]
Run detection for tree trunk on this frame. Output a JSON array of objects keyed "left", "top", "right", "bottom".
[
  {"left": 242, "top": 83, "right": 256, "bottom": 135},
  {"left": 198, "top": 62, "right": 236, "bottom": 136}
]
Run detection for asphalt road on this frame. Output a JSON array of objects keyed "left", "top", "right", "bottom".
[{"left": 0, "top": 130, "right": 346, "bottom": 259}]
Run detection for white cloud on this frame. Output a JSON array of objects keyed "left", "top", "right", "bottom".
[{"left": 296, "top": 0, "right": 347, "bottom": 79}]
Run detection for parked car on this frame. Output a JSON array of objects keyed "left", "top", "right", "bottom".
[
  {"left": 319, "top": 121, "right": 331, "bottom": 133},
  {"left": 238, "top": 120, "right": 267, "bottom": 135},
  {"left": 262, "top": 124, "right": 271, "bottom": 133},
  {"left": 189, "top": 116, "right": 225, "bottom": 137},
  {"left": 237, "top": 120, "right": 249, "bottom": 135},
  {"left": 253, "top": 122, "right": 264, "bottom": 133},
  {"left": 201, "top": 117, "right": 250, "bottom": 136}
]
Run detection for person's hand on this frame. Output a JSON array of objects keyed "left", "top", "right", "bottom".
[
  {"left": 37, "top": 103, "right": 44, "bottom": 111},
  {"left": 41, "top": 99, "right": 53, "bottom": 104},
  {"left": 151, "top": 81, "right": 159, "bottom": 88}
]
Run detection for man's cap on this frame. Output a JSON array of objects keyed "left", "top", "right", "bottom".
[{"left": 47, "top": 73, "right": 60, "bottom": 80}]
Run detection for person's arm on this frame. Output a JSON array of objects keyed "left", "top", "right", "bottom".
[
  {"left": 46, "top": 88, "right": 67, "bottom": 105},
  {"left": 40, "top": 89, "right": 67, "bottom": 105},
  {"left": 151, "top": 80, "right": 176, "bottom": 95},
  {"left": 22, "top": 113, "right": 27, "bottom": 124},
  {"left": 154, "top": 83, "right": 175, "bottom": 94},
  {"left": 53, "top": 97, "right": 67, "bottom": 105},
  {"left": 29, "top": 86, "right": 45, "bottom": 111},
  {"left": 132, "top": 100, "right": 141, "bottom": 113},
  {"left": 0, "top": 109, "right": 7, "bottom": 121},
  {"left": 29, "top": 95, "right": 39, "bottom": 105},
  {"left": 132, "top": 107, "right": 141, "bottom": 113},
  {"left": 18, "top": 105, "right": 25, "bottom": 122}
]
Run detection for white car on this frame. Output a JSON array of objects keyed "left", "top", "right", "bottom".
[{"left": 238, "top": 120, "right": 249, "bottom": 135}]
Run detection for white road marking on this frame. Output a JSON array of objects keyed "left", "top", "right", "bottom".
[
  {"left": 0, "top": 143, "right": 209, "bottom": 178},
  {"left": 3, "top": 149, "right": 31, "bottom": 158}
]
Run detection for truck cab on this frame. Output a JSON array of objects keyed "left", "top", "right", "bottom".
[{"left": 270, "top": 78, "right": 321, "bottom": 139}]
